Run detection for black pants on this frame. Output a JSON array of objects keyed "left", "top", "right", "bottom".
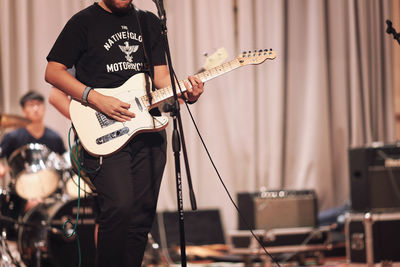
[{"left": 84, "top": 131, "right": 166, "bottom": 267}]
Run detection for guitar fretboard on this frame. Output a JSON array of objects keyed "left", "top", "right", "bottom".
[{"left": 141, "top": 58, "right": 242, "bottom": 107}]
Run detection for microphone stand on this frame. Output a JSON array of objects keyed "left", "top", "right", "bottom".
[
  {"left": 386, "top": 20, "right": 400, "bottom": 45},
  {"left": 153, "top": 2, "right": 197, "bottom": 266}
]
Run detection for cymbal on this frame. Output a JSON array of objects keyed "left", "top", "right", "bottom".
[{"left": 0, "top": 113, "right": 31, "bottom": 129}]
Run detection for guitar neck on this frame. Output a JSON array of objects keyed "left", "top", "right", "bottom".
[{"left": 142, "top": 58, "right": 242, "bottom": 107}]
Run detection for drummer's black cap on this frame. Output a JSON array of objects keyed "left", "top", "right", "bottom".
[{"left": 20, "top": 91, "right": 44, "bottom": 107}]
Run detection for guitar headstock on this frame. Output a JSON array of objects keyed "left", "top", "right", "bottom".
[
  {"left": 203, "top": 47, "right": 229, "bottom": 70},
  {"left": 238, "top": 49, "right": 277, "bottom": 66}
]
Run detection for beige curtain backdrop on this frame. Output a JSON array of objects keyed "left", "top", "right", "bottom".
[
  {"left": 394, "top": 0, "right": 400, "bottom": 137},
  {"left": 0, "top": 0, "right": 396, "bottom": 234}
]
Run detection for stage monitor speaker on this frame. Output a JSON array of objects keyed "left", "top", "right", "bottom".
[
  {"left": 349, "top": 143, "right": 400, "bottom": 211},
  {"left": 237, "top": 190, "right": 317, "bottom": 231},
  {"left": 151, "top": 209, "right": 225, "bottom": 249}
]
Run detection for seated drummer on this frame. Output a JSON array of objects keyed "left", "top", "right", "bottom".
[{"left": 0, "top": 91, "right": 66, "bottom": 211}]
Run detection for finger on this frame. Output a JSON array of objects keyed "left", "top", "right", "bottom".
[
  {"left": 119, "top": 114, "right": 133, "bottom": 121},
  {"left": 118, "top": 108, "right": 135, "bottom": 118},
  {"left": 189, "top": 77, "right": 204, "bottom": 94},
  {"left": 120, "top": 101, "right": 131, "bottom": 109},
  {"left": 111, "top": 111, "right": 132, "bottom": 122},
  {"left": 114, "top": 107, "right": 135, "bottom": 118},
  {"left": 194, "top": 77, "right": 204, "bottom": 89},
  {"left": 184, "top": 80, "right": 193, "bottom": 93},
  {"left": 117, "top": 102, "right": 135, "bottom": 118},
  {"left": 120, "top": 111, "right": 135, "bottom": 119},
  {"left": 193, "top": 76, "right": 202, "bottom": 83},
  {"left": 111, "top": 115, "right": 126, "bottom": 122},
  {"left": 188, "top": 76, "right": 198, "bottom": 87},
  {"left": 109, "top": 110, "right": 125, "bottom": 120}
]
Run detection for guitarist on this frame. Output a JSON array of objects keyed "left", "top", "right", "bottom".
[{"left": 44, "top": 1, "right": 204, "bottom": 266}]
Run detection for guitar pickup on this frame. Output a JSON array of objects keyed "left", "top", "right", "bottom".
[
  {"left": 96, "top": 127, "right": 129, "bottom": 145},
  {"left": 135, "top": 97, "right": 143, "bottom": 111}
]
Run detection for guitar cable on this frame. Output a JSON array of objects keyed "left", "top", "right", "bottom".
[
  {"left": 63, "top": 126, "right": 103, "bottom": 267},
  {"left": 63, "top": 127, "right": 87, "bottom": 267},
  {"left": 170, "top": 72, "right": 282, "bottom": 267}
]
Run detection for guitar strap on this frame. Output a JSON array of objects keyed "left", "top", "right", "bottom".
[
  {"left": 135, "top": 8, "right": 154, "bottom": 80},
  {"left": 135, "top": 7, "right": 166, "bottom": 115},
  {"left": 134, "top": 7, "right": 156, "bottom": 108}
]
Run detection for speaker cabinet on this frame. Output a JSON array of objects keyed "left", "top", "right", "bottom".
[
  {"left": 349, "top": 144, "right": 400, "bottom": 211},
  {"left": 237, "top": 190, "right": 317, "bottom": 231},
  {"left": 151, "top": 209, "right": 225, "bottom": 248}
]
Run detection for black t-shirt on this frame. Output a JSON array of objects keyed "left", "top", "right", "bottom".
[
  {"left": 0, "top": 127, "right": 66, "bottom": 160},
  {"left": 47, "top": 3, "right": 166, "bottom": 88}
]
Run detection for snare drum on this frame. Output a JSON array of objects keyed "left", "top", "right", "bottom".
[{"left": 8, "top": 143, "right": 60, "bottom": 200}]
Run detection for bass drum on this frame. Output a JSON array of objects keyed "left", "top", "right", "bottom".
[{"left": 18, "top": 197, "right": 96, "bottom": 267}]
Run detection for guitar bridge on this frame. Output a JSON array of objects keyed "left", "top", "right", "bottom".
[
  {"left": 96, "top": 112, "right": 116, "bottom": 128},
  {"left": 96, "top": 127, "right": 129, "bottom": 145}
]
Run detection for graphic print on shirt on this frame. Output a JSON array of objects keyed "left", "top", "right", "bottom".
[
  {"left": 119, "top": 41, "right": 138, "bottom": 62},
  {"left": 103, "top": 25, "right": 147, "bottom": 73}
]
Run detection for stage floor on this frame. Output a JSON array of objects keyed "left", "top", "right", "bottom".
[{"left": 165, "top": 260, "right": 400, "bottom": 267}]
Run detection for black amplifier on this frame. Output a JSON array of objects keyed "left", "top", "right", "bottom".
[
  {"left": 349, "top": 143, "right": 400, "bottom": 211},
  {"left": 237, "top": 190, "right": 317, "bottom": 231}
]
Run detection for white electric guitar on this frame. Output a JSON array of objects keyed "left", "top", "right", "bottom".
[{"left": 70, "top": 49, "right": 276, "bottom": 156}]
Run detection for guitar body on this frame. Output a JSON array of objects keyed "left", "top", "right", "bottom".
[{"left": 70, "top": 73, "right": 169, "bottom": 156}]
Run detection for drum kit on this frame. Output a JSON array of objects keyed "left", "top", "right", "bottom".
[{"left": 0, "top": 114, "right": 96, "bottom": 267}]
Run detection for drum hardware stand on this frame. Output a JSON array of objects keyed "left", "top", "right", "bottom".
[
  {"left": 0, "top": 228, "right": 20, "bottom": 267},
  {"left": 0, "top": 213, "right": 23, "bottom": 267},
  {"left": 0, "top": 229, "right": 12, "bottom": 267},
  {"left": 34, "top": 240, "right": 45, "bottom": 267}
]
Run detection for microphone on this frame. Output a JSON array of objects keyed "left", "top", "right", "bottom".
[
  {"left": 152, "top": 0, "right": 166, "bottom": 21},
  {"left": 386, "top": 19, "right": 395, "bottom": 34},
  {"left": 386, "top": 19, "right": 400, "bottom": 45}
]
